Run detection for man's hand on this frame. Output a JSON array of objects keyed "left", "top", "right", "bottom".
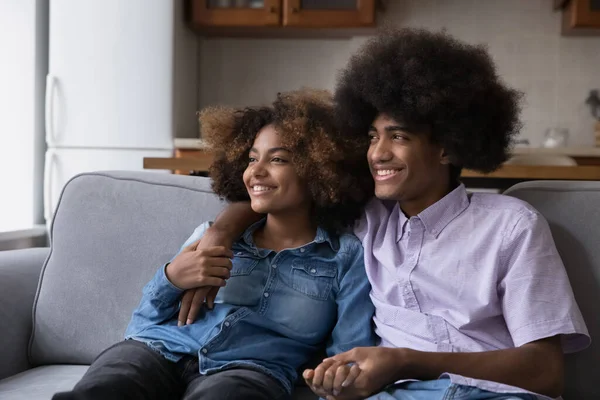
[
  {"left": 305, "top": 347, "right": 407, "bottom": 399},
  {"left": 165, "top": 242, "right": 233, "bottom": 290},
  {"left": 303, "top": 360, "right": 362, "bottom": 400},
  {"left": 177, "top": 226, "right": 236, "bottom": 325}
]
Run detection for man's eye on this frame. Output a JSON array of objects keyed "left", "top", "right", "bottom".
[
  {"left": 368, "top": 134, "right": 377, "bottom": 142},
  {"left": 393, "top": 134, "right": 408, "bottom": 141}
]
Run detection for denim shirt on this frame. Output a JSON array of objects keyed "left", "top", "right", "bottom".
[{"left": 125, "top": 220, "right": 376, "bottom": 394}]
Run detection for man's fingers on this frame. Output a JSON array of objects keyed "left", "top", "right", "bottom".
[
  {"left": 186, "top": 287, "right": 210, "bottom": 325},
  {"left": 183, "top": 239, "right": 202, "bottom": 252},
  {"left": 205, "top": 286, "right": 220, "bottom": 310},
  {"left": 332, "top": 364, "right": 352, "bottom": 395},
  {"left": 197, "top": 277, "right": 227, "bottom": 288},
  {"left": 199, "top": 246, "right": 234, "bottom": 259},
  {"left": 178, "top": 290, "right": 195, "bottom": 326},
  {"left": 203, "top": 256, "right": 233, "bottom": 269},
  {"left": 341, "top": 364, "right": 361, "bottom": 389},
  {"left": 203, "top": 266, "right": 231, "bottom": 279}
]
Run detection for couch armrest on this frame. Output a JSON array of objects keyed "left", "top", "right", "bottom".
[{"left": 0, "top": 247, "right": 49, "bottom": 380}]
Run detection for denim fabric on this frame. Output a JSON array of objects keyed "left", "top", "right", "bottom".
[
  {"left": 367, "top": 379, "right": 536, "bottom": 400},
  {"left": 125, "top": 219, "right": 376, "bottom": 394}
]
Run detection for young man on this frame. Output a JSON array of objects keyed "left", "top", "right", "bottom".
[{"left": 181, "top": 28, "right": 589, "bottom": 400}]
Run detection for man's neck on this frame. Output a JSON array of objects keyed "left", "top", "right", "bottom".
[
  {"left": 400, "top": 181, "right": 457, "bottom": 217},
  {"left": 254, "top": 211, "right": 317, "bottom": 252}
]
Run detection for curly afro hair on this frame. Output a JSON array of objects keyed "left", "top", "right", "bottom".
[
  {"left": 335, "top": 27, "right": 523, "bottom": 174},
  {"left": 199, "top": 88, "right": 373, "bottom": 234}
]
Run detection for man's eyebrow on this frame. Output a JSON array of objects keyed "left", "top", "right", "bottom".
[{"left": 368, "top": 125, "right": 414, "bottom": 132}]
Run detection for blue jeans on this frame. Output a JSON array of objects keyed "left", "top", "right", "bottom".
[{"left": 366, "top": 379, "right": 536, "bottom": 400}]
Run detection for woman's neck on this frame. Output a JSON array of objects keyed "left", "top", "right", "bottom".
[{"left": 254, "top": 210, "right": 317, "bottom": 252}]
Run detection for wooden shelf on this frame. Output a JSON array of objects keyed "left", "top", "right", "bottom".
[
  {"left": 462, "top": 165, "right": 600, "bottom": 180},
  {"left": 145, "top": 156, "right": 600, "bottom": 181}
]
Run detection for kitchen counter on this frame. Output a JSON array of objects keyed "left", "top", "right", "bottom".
[{"left": 174, "top": 138, "right": 600, "bottom": 157}]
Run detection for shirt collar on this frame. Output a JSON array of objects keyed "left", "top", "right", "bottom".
[
  {"left": 241, "top": 218, "right": 336, "bottom": 251},
  {"left": 418, "top": 183, "right": 469, "bottom": 238},
  {"left": 396, "top": 183, "right": 470, "bottom": 240}
]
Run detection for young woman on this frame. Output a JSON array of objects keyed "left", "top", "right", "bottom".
[{"left": 52, "top": 89, "right": 376, "bottom": 400}]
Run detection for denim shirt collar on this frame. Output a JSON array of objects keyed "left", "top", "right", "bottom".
[{"left": 240, "top": 218, "right": 337, "bottom": 252}]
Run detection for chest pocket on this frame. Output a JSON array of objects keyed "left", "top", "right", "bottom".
[
  {"left": 230, "top": 254, "right": 259, "bottom": 276},
  {"left": 291, "top": 261, "right": 337, "bottom": 301}
]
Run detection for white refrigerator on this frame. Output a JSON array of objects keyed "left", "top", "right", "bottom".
[{"left": 44, "top": 0, "right": 198, "bottom": 224}]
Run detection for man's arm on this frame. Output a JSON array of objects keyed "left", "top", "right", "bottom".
[
  {"left": 177, "top": 201, "right": 261, "bottom": 325},
  {"left": 319, "top": 335, "right": 564, "bottom": 400}
]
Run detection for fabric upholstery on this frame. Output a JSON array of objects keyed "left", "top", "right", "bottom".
[
  {"left": 505, "top": 180, "right": 600, "bottom": 400},
  {"left": 30, "top": 172, "right": 225, "bottom": 365},
  {"left": 0, "top": 365, "right": 88, "bottom": 399},
  {"left": 0, "top": 248, "right": 49, "bottom": 380}
]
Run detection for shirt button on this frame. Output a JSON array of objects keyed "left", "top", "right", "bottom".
[
  {"left": 271, "top": 264, "right": 277, "bottom": 269},
  {"left": 310, "top": 268, "right": 317, "bottom": 274},
  {"left": 224, "top": 321, "right": 230, "bottom": 327},
  {"left": 300, "top": 248, "right": 305, "bottom": 253},
  {"left": 201, "top": 348, "right": 208, "bottom": 354},
  {"left": 263, "top": 292, "right": 270, "bottom": 298}
]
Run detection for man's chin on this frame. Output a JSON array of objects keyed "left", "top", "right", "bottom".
[{"left": 374, "top": 186, "right": 402, "bottom": 201}]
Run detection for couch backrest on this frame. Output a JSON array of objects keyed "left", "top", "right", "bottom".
[
  {"left": 30, "top": 171, "right": 225, "bottom": 365},
  {"left": 505, "top": 180, "right": 600, "bottom": 400}
]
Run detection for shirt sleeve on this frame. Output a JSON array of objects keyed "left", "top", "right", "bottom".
[
  {"left": 499, "top": 212, "right": 590, "bottom": 353},
  {"left": 326, "top": 236, "right": 377, "bottom": 356},
  {"left": 125, "top": 222, "right": 211, "bottom": 335}
]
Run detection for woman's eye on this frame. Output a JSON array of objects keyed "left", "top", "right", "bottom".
[
  {"left": 271, "top": 157, "right": 286, "bottom": 163},
  {"left": 248, "top": 157, "right": 257, "bottom": 163}
]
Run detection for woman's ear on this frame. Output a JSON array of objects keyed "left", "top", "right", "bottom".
[{"left": 440, "top": 148, "right": 452, "bottom": 165}]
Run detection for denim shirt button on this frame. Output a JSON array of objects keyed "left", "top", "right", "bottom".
[
  {"left": 224, "top": 321, "right": 230, "bottom": 327},
  {"left": 300, "top": 248, "right": 305, "bottom": 253},
  {"left": 201, "top": 348, "right": 208, "bottom": 354},
  {"left": 271, "top": 264, "right": 277, "bottom": 269},
  {"left": 263, "top": 292, "right": 270, "bottom": 298},
  {"left": 310, "top": 268, "right": 317, "bottom": 274}
]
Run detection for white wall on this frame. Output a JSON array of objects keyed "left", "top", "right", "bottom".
[
  {"left": 196, "top": 0, "right": 600, "bottom": 147},
  {"left": 0, "top": 0, "right": 47, "bottom": 231}
]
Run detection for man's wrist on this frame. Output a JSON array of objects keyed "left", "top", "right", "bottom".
[{"left": 204, "top": 225, "right": 235, "bottom": 248}]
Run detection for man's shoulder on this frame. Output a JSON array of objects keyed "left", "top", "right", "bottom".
[{"left": 469, "top": 192, "right": 538, "bottom": 218}]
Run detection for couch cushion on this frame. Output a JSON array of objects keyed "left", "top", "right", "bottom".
[
  {"left": 505, "top": 180, "right": 600, "bottom": 400},
  {"left": 0, "top": 365, "right": 88, "bottom": 399},
  {"left": 30, "top": 171, "right": 225, "bottom": 365}
]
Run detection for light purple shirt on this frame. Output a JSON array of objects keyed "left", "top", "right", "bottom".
[{"left": 355, "top": 184, "right": 590, "bottom": 399}]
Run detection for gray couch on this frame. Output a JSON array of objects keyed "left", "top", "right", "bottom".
[{"left": 0, "top": 171, "right": 597, "bottom": 399}]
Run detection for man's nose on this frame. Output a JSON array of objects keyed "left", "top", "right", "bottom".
[{"left": 370, "top": 138, "right": 393, "bottom": 163}]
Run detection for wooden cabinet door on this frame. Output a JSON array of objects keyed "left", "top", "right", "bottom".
[
  {"left": 566, "top": 0, "right": 600, "bottom": 29},
  {"left": 282, "top": 0, "right": 375, "bottom": 27},
  {"left": 190, "top": 0, "right": 281, "bottom": 27}
]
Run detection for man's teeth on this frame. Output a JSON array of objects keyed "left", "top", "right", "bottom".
[
  {"left": 253, "top": 185, "right": 273, "bottom": 192},
  {"left": 376, "top": 169, "right": 398, "bottom": 176}
]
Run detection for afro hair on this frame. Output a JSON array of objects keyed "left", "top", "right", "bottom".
[
  {"left": 199, "top": 88, "right": 373, "bottom": 234},
  {"left": 334, "top": 27, "right": 523, "bottom": 173}
]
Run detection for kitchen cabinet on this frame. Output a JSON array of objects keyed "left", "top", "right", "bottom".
[
  {"left": 188, "top": 0, "right": 377, "bottom": 36},
  {"left": 559, "top": 0, "right": 600, "bottom": 35}
]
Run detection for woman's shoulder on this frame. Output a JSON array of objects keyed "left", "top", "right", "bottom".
[{"left": 335, "top": 232, "right": 364, "bottom": 255}]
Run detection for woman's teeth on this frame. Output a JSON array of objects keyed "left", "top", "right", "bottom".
[{"left": 253, "top": 185, "right": 274, "bottom": 192}]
